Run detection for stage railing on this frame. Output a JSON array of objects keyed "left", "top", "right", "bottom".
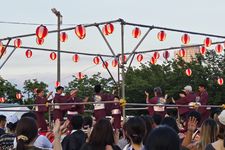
[{"left": 0, "top": 101, "right": 224, "bottom": 128}]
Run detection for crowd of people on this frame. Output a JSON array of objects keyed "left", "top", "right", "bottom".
[{"left": 0, "top": 84, "right": 224, "bottom": 150}]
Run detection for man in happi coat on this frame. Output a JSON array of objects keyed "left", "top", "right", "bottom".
[
  {"left": 35, "top": 89, "right": 53, "bottom": 131},
  {"left": 53, "top": 86, "right": 75, "bottom": 121}
]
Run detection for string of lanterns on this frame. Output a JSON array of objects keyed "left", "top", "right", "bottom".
[{"left": 1, "top": 23, "right": 225, "bottom": 89}]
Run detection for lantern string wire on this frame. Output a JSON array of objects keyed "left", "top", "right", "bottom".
[
  {"left": 4, "top": 39, "right": 225, "bottom": 59},
  {"left": 1, "top": 18, "right": 225, "bottom": 41},
  {"left": 0, "top": 21, "right": 81, "bottom": 26},
  {"left": 122, "top": 40, "right": 225, "bottom": 55},
  {"left": 6, "top": 45, "right": 114, "bottom": 58}
]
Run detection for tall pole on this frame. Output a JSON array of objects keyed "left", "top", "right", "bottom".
[
  {"left": 57, "top": 13, "right": 61, "bottom": 84},
  {"left": 52, "top": 8, "right": 62, "bottom": 85},
  {"left": 121, "top": 19, "right": 126, "bottom": 122}
]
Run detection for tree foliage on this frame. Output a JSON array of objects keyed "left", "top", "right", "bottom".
[
  {"left": 65, "top": 72, "right": 115, "bottom": 99},
  {"left": 125, "top": 50, "right": 225, "bottom": 108},
  {"left": 23, "top": 79, "right": 49, "bottom": 105},
  {"left": 0, "top": 76, "right": 20, "bottom": 103}
]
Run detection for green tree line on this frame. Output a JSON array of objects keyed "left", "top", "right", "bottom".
[{"left": 0, "top": 50, "right": 224, "bottom": 109}]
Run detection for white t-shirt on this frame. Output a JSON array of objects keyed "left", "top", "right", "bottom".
[
  {"left": 123, "top": 144, "right": 145, "bottom": 150},
  {"left": 14, "top": 135, "right": 53, "bottom": 149}
]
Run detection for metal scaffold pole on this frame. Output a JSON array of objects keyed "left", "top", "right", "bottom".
[
  {"left": 120, "top": 19, "right": 126, "bottom": 122},
  {"left": 51, "top": 8, "right": 62, "bottom": 85}
]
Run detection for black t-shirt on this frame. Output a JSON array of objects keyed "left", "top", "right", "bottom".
[
  {"left": 81, "top": 143, "right": 121, "bottom": 150},
  {"left": 205, "top": 144, "right": 216, "bottom": 150}
]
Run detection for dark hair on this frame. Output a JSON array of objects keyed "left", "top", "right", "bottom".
[
  {"left": 94, "top": 85, "right": 101, "bottom": 93},
  {"left": 114, "top": 96, "right": 120, "bottom": 100},
  {"left": 36, "top": 89, "right": 44, "bottom": 94},
  {"left": 126, "top": 117, "right": 146, "bottom": 145},
  {"left": 152, "top": 113, "right": 162, "bottom": 125},
  {"left": 56, "top": 86, "right": 64, "bottom": 92},
  {"left": 21, "top": 112, "right": 37, "bottom": 121},
  {"left": 188, "top": 111, "right": 201, "bottom": 124},
  {"left": 199, "top": 84, "right": 206, "bottom": 89},
  {"left": 210, "top": 108, "right": 221, "bottom": 119},
  {"left": 161, "top": 117, "right": 179, "bottom": 133},
  {"left": 70, "top": 115, "right": 83, "bottom": 130},
  {"left": 179, "top": 91, "right": 187, "bottom": 96},
  {"left": 140, "top": 116, "right": 154, "bottom": 145},
  {"left": 154, "top": 87, "right": 162, "bottom": 97},
  {"left": 7, "top": 122, "right": 18, "bottom": 132},
  {"left": 83, "top": 116, "right": 93, "bottom": 128},
  {"left": 88, "top": 119, "right": 114, "bottom": 150},
  {"left": 16, "top": 117, "right": 38, "bottom": 150},
  {"left": 145, "top": 125, "right": 180, "bottom": 150},
  {"left": 0, "top": 115, "right": 6, "bottom": 122}
]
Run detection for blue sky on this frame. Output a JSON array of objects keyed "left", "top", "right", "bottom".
[{"left": 0, "top": 0, "right": 225, "bottom": 91}]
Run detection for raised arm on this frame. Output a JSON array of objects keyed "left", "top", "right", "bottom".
[
  {"left": 145, "top": 91, "right": 149, "bottom": 103},
  {"left": 182, "top": 117, "right": 198, "bottom": 148}
]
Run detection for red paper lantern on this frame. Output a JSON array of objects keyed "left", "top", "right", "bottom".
[
  {"left": 104, "top": 23, "right": 114, "bottom": 34},
  {"left": 60, "top": 32, "right": 68, "bottom": 42},
  {"left": 185, "top": 68, "right": 192, "bottom": 76},
  {"left": 75, "top": 25, "right": 86, "bottom": 39},
  {"left": 112, "top": 59, "right": 118, "bottom": 67},
  {"left": 150, "top": 57, "right": 157, "bottom": 65},
  {"left": 14, "top": 39, "right": 22, "bottom": 48},
  {"left": 163, "top": 51, "right": 170, "bottom": 61},
  {"left": 72, "top": 54, "right": 79, "bottom": 62},
  {"left": 25, "top": 50, "right": 32, "bottom": 58},
  {"left": 0, "top": 41, "right": 3, "bottom": 51},
  {"left": 36, "top": 38, "right": 44, "bottom": 45},
  {"left": 120, "top": 55, "right": 127, "bottom": 63},
  {"left": 136, "top": 54, "right": 143, "bottom": 62},
  {"left": 0, "top": 47, "right": 6, "bottom": 56},
  {"left": 50, "top": 52, "right": 57, "bottom": 60},
  {"left": 93, "top": 57, "right": 100, "bottom": 65},
  {"left": 16, "top": 93, "right": 22, "bottom": 100},
  {"left": 132, "top": 27, "right": 141, "bottom": 38},
  {"left": 199, "top": 46, "right": 206, "bottom": 55},
  {"left": 102, "top": 26, "right": 110, "bottom": 35},
  {"left": 181, "top": 34, "right": 190, "bottom": 44},
  {"left": 55, "top": 81, "right": 60, "bottom": 87},
  {"left": 204, "top": 37, "right": 212, "bottom": 47},
  {"left": 76, "top": 72, "right": 84, "bottom": 80},
  {"left": 179, "top": 49, "right": 186, "bottom": 57},
  {"left": 157, "top": 31, "right": 166, "bottom": 41},
  {"left": 103, "top": 61, "right": 109, "bottom": 69},
  {"left": 215, "top": 44, "right": 223, "bottom": 54},
  {"left": 0, "top": 97, "right": 5, "bottom": 103},
  {"left": 153, "top": 52, "right": 160, "bottom": 59},
  {"left": 218, "top": 78, "right": 224, "bottom": 85},
  {"left": 36, "top": 25, "right": 48, "bottom": 39}
]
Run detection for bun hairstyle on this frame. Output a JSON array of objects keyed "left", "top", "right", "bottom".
[
  {"left": 126, "top": 117, "right": 146, "bottom": 144},
  {"left": 16, "top": 117, "right": 38, "bottom": 150}
]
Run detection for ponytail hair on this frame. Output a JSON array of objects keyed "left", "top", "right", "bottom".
[
  {"left": 16, "top": 117, "right": 38, "bottom": 150},
  {"left": 16, "top": 136, "right": 28, "bottom": 150}
]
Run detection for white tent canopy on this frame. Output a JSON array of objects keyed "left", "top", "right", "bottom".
[{"left": 0, "top": 103, "right": 30, "bottom": 120}]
